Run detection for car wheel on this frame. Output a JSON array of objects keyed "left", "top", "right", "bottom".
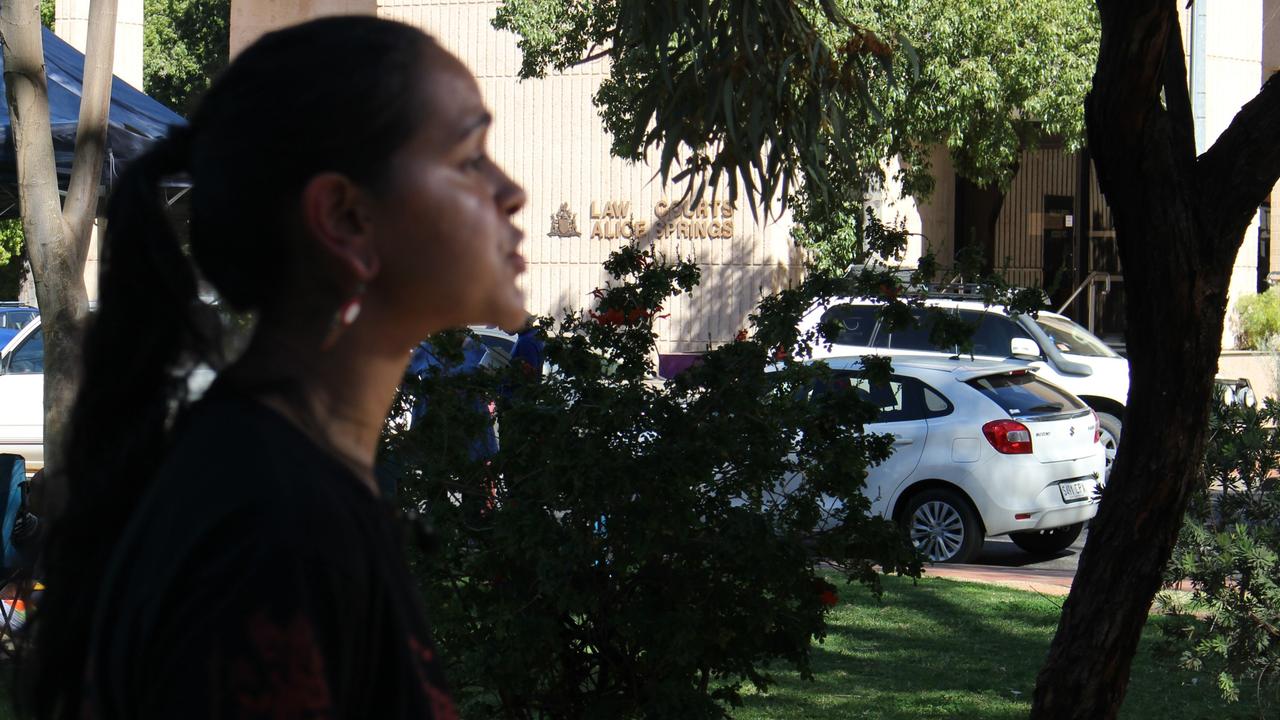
[
  {"left": 1096, "top": 411, "right": 1121, "bottom": 478},
  {"left": 1009, "top": 522, "right": 1084, "bottom": 556},
  {"left": 901, "top": 489, "right": 982, "bottom": 564}
]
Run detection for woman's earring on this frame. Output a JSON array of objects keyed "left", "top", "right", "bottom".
[
  {"left": 338, "top": 294, "right": 363, "bottom": 326},
  {"left": 324, "top": 283, "right": 365, "bottom": 349}
]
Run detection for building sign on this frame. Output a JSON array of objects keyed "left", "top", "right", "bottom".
[
  {"left": 548, "top": 202, "right": 582, "bottom": 237},
  {"left": 584, "top": 198, "right": 737, "bottom": 240}
]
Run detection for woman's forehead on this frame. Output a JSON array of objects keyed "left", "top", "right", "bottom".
[{"left": 423, "top": 53, "right": 488, "bottom": 140}]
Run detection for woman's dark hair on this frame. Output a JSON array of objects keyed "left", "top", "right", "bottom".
[{"left": 24, "top": 17, "right": 438, "bottom": 718}]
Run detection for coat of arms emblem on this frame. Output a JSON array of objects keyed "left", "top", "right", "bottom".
[{"left": 548, "top": 202, "right": 581, "bottom": 237}]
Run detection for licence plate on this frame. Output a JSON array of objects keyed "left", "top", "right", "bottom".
[{"left": 1059, "top": 480, "right": 1089, "bottom": 503}]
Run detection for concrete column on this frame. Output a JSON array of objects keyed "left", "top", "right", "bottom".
[
  {"left": 230, "top": 0, "right": 377, "bottom": 58},
  {"left": 55, "top": 0, "right": 144, "bottom": 89}
]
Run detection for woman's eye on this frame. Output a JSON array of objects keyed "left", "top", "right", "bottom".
[{"left": 463, "top": 154, "right": 485, "bottom": 172}]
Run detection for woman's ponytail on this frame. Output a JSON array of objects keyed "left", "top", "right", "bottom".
[{"left": 24, "top": 127, "right": 221, "bottom": 720}]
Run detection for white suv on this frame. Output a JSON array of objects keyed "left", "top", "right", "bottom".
[
  {"left": 799, "top": 297, "right": 1129, "bottom": 474},
  {"left": 788, "top": 356, "right": 1106, "bottom": 563},
  {"left": 0, "top": 318, "right": 45, "bottom": 473}
]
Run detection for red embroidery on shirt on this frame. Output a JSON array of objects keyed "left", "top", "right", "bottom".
[
  {"left": 229, "top": 612, "right": 334, "bottom": 720},
  {"left": 409, "top": 636, "right": 459, "bottom": 720}
]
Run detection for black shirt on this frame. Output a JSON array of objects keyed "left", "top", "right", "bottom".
[{"left": 82, "top": 393, "right": 457, "bottom": 719}]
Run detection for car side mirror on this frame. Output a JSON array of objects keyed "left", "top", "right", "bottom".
[{"left": 1009, "top": 337, "right": 1041, "bottom": 359}]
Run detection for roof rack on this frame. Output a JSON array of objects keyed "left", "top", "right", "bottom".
[
  {"left": 909, "top": 282, "right": 1052, "bottom": 306},
  {"left": 910, "top": 283, "right": 993, "bottom": 300}
]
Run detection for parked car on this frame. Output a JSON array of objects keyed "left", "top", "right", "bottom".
[
  {"left": 799, "top": 295, "right": 1128, "bottom": 474},
  {"left": 468, "top": 326, "right": 518, "bottom": 363},
  {"left": 0, "top": 317, "right": 45, "bottom": 473},
  {"left": 785, "top": 356, "right": 1106, "bottom": 563},
  {"left": 0, "top": 315, "right": 218, "bottom": 476},
  {"left": 0, "top": 304, "right": 38, "bottom": 348}
]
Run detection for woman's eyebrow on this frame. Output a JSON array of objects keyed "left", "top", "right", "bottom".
[{"left": 457, "top": 111, "right": 493, "bottom": 140}]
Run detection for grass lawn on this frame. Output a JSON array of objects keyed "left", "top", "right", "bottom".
[
  {"left": 0, "top": 576, "right": 1255, "bottom": 719},
  {"left": 734, "top": 574, "right": 1259, "bottom": 720}
]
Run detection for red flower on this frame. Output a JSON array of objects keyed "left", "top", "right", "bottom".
[
  {"left": 735, "top": 329, "right": 749, "bottom": 342},
  {"left": 818, "top": 590, "right": 839, "bottom": 607},
  {"left": 591, "top": 308, "right": 626, "bottom": 326}
]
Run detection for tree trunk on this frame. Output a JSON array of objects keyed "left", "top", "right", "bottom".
[
  {"left": 1031, "top": 1, "right": 1280, "bottom": 717},
  {"left": 1, "top": 0, "right": 117, "bottom": 510}
]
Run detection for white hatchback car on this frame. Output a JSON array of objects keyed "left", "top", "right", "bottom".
[
  {"left": 796, "top": 356, "right": 1106, "bottom": 563},
  {"left": 799, "top": 297, "right": 1129, "bottom": 475}
]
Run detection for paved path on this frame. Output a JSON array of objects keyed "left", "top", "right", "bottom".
[{"left": 922, "top": 530, "right": 1087, "bottom": 596}]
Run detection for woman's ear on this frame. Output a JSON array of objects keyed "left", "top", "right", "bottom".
[{"left": 300, "top": 172, "right": 382, "bottom": 284}]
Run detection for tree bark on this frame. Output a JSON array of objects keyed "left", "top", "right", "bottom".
[
  {"left": 1031, "top": 1, "right": 1280, "bottom": 717},
  {"left": 1, "top": 0, "right": 116, "bottom": 507}
]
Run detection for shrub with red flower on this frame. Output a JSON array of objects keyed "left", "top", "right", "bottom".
[{"left": 386, "top": 244, "right": 920, "bottom": 718}]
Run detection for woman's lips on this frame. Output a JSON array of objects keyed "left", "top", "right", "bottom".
[{"left": 509, "top": 252, "right": 527, "bottom": 274}]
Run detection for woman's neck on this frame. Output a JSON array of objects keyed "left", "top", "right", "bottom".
[{"left": 229, "top": 314, "right": 413, "bottom": 493}]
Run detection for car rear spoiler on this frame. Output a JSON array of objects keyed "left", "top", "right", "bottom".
[{"left": 952, "top": 365, "right": 1041, "bottom": 383}]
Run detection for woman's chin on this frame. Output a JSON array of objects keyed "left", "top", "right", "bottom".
[{"left": 489, "top": 294, "right": 527, "bottom": 332}]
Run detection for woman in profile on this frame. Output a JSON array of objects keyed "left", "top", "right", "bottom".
[{"left": 23, "top": 16, "right": 527, "bottom": 719}]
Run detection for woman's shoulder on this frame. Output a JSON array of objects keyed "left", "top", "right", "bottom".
[
  {"left": 148, "top": 392, "right": 374, "bottom": 535},
  {"left": 109, "top": 392, "right": 385, "bottom": 595},
  {"left": 167, "top": 391, "right": 311, "bottom": 467}
]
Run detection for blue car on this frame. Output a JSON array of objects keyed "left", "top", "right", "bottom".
[{"left": 0, "top": 305, "right": 37, "bottom": 348}]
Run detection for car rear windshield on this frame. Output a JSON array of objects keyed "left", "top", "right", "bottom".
[{"left": 965, "top": 372, "right": 1085, "bottom": 418}]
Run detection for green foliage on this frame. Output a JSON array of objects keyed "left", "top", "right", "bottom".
[
  {"left": 492, "top": 0, "right": 1095, "bottom": 290},
  {"left": 789, "top": 0, "right": 1095, "bottom": 275},
  {"left": 143, "top": 0, "right": 229, "bottom": 114},
  {"left": 492, "top": 0, "right": 1094, "bottom": 199},
  {"left": 41, "top": 0, "right": 54, "bottom": 29},
  {"left": 1158, "top": 400, "right": 1280, "bottom": 709},
  {"left": 383, "top": 246, "right": 921, "bottom": 718},
  {"left": 0, "top": 221, "right": 27, "bottom": 301},
  {"left": 1233, "top": 288, "right": 1280, "bottom": 350},
  {"left": 493, "top": 0, "right": 909, "bottom": 213},
  {"left": 790, "top": 194, "right": 915, "bottom": 277},
  {"left": 844, "top": 0, "right": 1097, "bottom": 192},
  {"left": 0, "top": 220, "right": 26, "bottom": 268}
]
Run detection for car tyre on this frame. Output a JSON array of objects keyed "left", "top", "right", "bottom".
[
  {"left": 1096, "top": 411, "right": 1121, "bottom": 478},
  {"left": 901, "top": 488, "right": 982, "bottom": 564},
  {"left": 1009, "top": 522, "right": 1084, "bottom": 556}
]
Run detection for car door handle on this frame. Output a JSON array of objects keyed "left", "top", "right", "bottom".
[{"left": 892, "top": 435, "right": 915, "bottom": 445}]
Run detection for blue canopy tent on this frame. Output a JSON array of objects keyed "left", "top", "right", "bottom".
[{"left": 0, "top": 27, "right": 186, "bottom": 217}]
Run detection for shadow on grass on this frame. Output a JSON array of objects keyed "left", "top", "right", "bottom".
[{"left": 732, "top": 575, "right": 1257, "bottom": 720}]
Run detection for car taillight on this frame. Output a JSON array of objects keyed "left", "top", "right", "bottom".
[
  {"left": 1091, "top": 409, "right": 1101, "bottom": 443},
  {"left": 982, "top": 419, "right": 1033, "bottom": 454}
]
